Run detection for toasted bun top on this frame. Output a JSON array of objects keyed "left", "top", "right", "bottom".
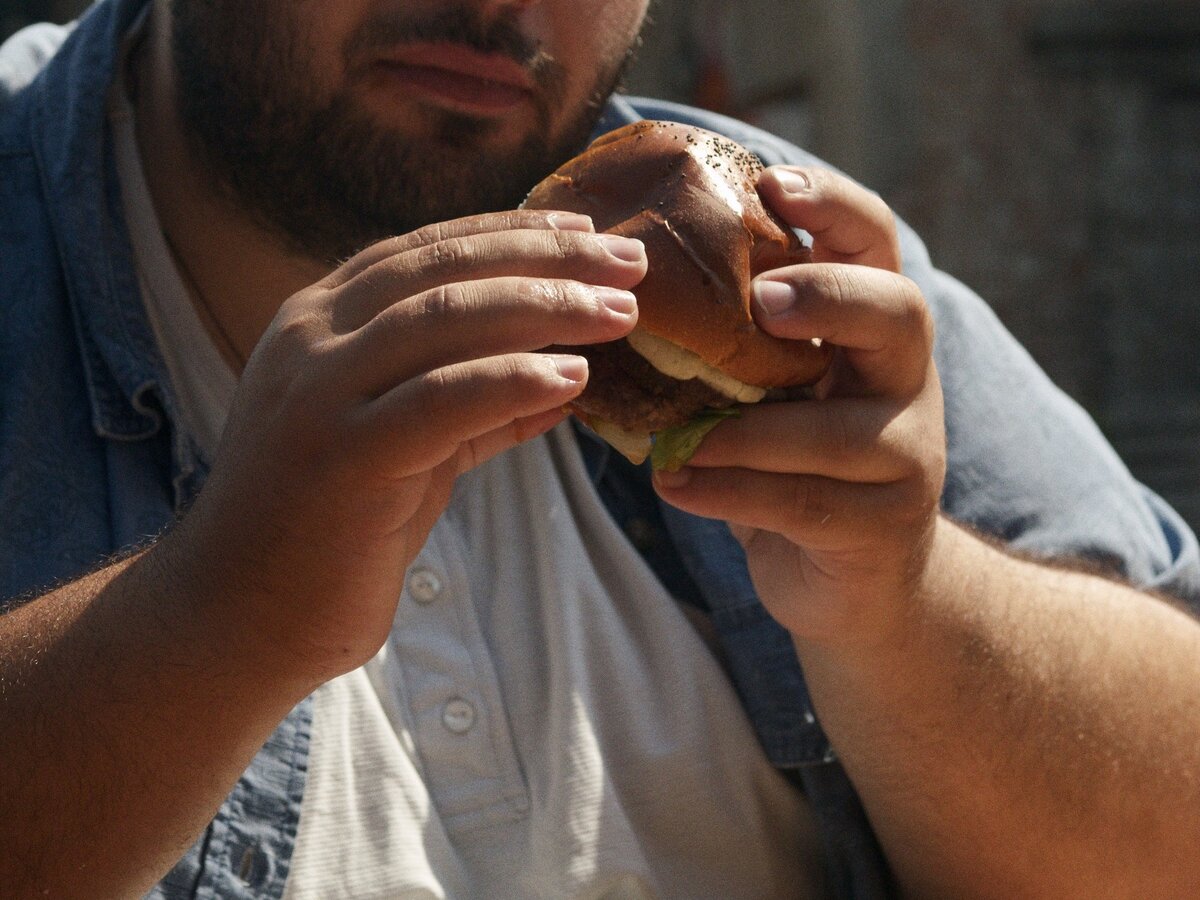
[{"left": 524, "top": 120, "right": 830, "bottom": 388}]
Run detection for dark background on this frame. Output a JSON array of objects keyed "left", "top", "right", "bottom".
[
  {"left": 1, "top": 0, "right": 78, "bottom": 37},
  {"left": 5, "top": 0, "right": 1199, "bottom": 536}
]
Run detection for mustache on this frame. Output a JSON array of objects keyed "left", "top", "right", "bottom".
[{"left": 344, "top": 5, "right": 556, "bottom": 77}]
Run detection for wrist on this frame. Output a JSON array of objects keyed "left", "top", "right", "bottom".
[
  {"left": 789, "top": 516, "right": 1006, "bottom": 759},
  {"left": 791, "top": 515, "right": 982, "bottom": 667},
  {"left": 134, "top": 519, "right": 325, "bottom": 704}
]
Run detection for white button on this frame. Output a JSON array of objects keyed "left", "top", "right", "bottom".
[
  {"left": 442, "top": 698, "right": 476, "bottom": 734},
  {"left": 408, "top": 567, "right": 443, "bottom": 604}
]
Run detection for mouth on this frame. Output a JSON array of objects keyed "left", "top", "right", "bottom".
[{"left": 369, "top": 42, "right": 536, "bottom": 116}]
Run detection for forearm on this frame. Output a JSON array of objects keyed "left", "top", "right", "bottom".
[
  {"left": 0, "top": 536, "right": 312, "bottom": 897},
  {"left": 797, "top": 517, "right": 1200, "bottom": 897}
]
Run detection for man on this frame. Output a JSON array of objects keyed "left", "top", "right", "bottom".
[{"left": 1, "top": 0, "right": 1198, "bottom": 897}]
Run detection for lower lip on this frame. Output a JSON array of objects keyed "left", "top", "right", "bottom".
[{"left": 372, "top": 62, "right": 531, "bottom": 115}]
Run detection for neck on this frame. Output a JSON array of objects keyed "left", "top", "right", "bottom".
[{"left": 132, "top": 3, "right": 330, "bottom": 369}]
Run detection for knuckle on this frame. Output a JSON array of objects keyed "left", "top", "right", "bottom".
[
  {"left": 518, "top": 209, "right": 554, "bottom": 230},
  {"left": 365, "top": 234, "right": 405, "bottom": 260},
  {"left": 895, "top": 277, "right": 934, "bottom": 346},
  {"left": 412, "top": 364, "right": 457, "bottom": 404},
  {"left": 826, "top": 265, "right": 859, "bottom": 308},
  {"left": 787, "top": 476, "right": 825, "bottom": 526},
  {"left": 374, "top": 224, "right": 446, "bottom": 262},
  {"left": 420, "top": 236, "right": 473, "bottom": 271},
  {"left": 271, "top": 304, "right": 324, "bottom": 351},
  {"left": 886, "top": 422, "right": 923, "bottom": 480},
  {"left": 411, "top": 220, "right": 454, "bottom": 250},
  {"left": 418, "top": 282, "right": 472, "bottom": 321},
  {"left": 890, "top": 448, "right": 928, "bottom": 492},
  {"left": 512, "top": 353, "right": 553, "bottom": 387},
  {"left": 549, "top": 229, "right": 578, "bottom": 262},
  {"left": 869, "top": 193, "right": 896, "bottom": 229},
  {"left": 521, "top": 278, "right": 575, "bottom": 317},
  {"left": 917, "top": 439, "right": 948, "bottom": 498},
  {"left": 882, "top": 432, "right": 943, "bottom": 517},
  {"left": 805, "top": 166, "right": 830, "bottom": 194},
  {"left": 823, "top": 405, "right": 857, "bottom": 459},
  {"left": 892, "top": 477, "right": 938, "bottom": 528}
]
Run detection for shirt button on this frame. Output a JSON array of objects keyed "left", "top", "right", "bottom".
[
  {"left": 235, "top": 842, "right": 266, "bottom": 886},
  {"left": 442, "top": 697, "right": 476, "bottom": 734},
  {"left": 409, "top": 567, "right": 443, "bottom": 604}
]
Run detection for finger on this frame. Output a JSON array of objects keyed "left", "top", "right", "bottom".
[
  {"left": 405, "top": 404, "right": 569, "bottom": 539},
  {"left": 758, "top": 166, "right": 901, "bottom": 272},
  {"left": 751, "top": 264, "right": 934, "bottom": 397},
  {"left": 321, "top": 209, "right": 596, "bottom": 287},
  {"left": 687, "top": 397, "right": 921, "bottom": 483},
  {"left": 330, "top": 229, "right": 646, "bottom": 330},
  {"left": 354, "top": 352, "right": 587, "bottom": 478},
  {"left": 456, "top": 407, "right": 569, "bottom": 475},
  {"left": 342, "top": 276, "right": 637, "bottom": 396},
  {"left": 653, "top": 466, "right": 918, "bottom": 549}
]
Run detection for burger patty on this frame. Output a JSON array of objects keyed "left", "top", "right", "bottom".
[{"left": 553, "top": 338, "right": 735, "bottom": 431}]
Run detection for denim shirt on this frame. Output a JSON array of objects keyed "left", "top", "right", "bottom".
[{"left": 3, "top": 2, "right": 1198, "bottom": 897}]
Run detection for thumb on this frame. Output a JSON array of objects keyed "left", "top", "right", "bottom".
[{"left": 758, "top": 166, "right": 902, "bottom": 273}]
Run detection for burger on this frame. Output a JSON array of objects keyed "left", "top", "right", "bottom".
[{"left": 523, "top": 120, "right": 831, "bottom": 470}]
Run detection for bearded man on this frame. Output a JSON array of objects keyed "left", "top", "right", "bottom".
[{"left": 1, "top": 1, "right": 1199, "bottom": 898}]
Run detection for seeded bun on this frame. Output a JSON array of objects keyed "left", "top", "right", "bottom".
[{"left": 524, "top": 119, "right": 831, "bottom": 388}]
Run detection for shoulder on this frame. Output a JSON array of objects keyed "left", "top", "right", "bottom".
[
  {"left": 0, "top": 22, "right": 72, "bottom": 153},
  {"left": 608, "top": 95, "right": 828, "bottom": 170},
  {"left": 601, "top": 95, "right": 1200, "bottom": 602},
  {"left": 0, "top": 22, "right": 73, "bottom": 103}
]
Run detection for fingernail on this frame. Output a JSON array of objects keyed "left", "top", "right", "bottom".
[
  {"left": 775, "top": 169, "right": 812, "bottom": 194},
  {"left": 654, "top": 467, "right": 692, "bottom": 489},
  {"left": 596, "top": 233, "right": 646, "bottom": 263},
  {"left": 549, "top": 354, "right": 588, "bottom": 384},
  {"left": 546, "top": 213, "right": 594, "bottom": 232},
  {"left": 593, "top": 286, "right": 638, "bottom": 317},
  {"left": 753, "top": 279, "right": 796, "bottom": 316}
]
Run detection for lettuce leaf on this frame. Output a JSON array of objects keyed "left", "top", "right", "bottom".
[{"left": 650, "top": 408, "right": 741, "bottom": 472}]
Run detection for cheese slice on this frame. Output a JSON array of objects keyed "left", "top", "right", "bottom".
[
  {"left": 625, "top": 329, "right": 767, "bottom": 404},
  {"left": 587, "top": 417, "right": 653, "bottom": 465}
]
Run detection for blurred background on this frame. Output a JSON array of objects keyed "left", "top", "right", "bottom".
[{"left": 4, "top": 0, "right": 1199, "bottom": 534}]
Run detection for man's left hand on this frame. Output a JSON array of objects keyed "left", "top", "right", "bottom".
[{"left": 653, "top": 166, "right": 946, "bottom": 650}]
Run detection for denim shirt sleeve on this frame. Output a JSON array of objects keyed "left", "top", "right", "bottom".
[
  {"left": 611, "top": 95, "right": 1200, "bottom": 606},
  {"left": 0, "top": 22, "right": 72, "bottom": 103},
  {"left": 2, "top": 2, "right": 314, "bottom": 897}
]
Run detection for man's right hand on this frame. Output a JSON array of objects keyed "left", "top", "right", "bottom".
[
  {"left": 2, "top": 208, "right": 644, "bottom": 899},
  {"left": 170, "top": 209, "right": 645, "bottom": 688}
]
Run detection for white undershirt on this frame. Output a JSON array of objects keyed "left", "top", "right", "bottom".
[
  {"left": 109, "top": 25, "right": 823, "bottom": 897},
  {"left": 108, "top": 78, "right": 236, "bottom": 455}
]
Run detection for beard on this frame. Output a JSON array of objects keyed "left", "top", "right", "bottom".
[{"left": 170, "top": 2, "right": 636, "bottom": 263}]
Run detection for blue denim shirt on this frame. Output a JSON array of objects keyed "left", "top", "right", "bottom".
[{"left": 3, "top": 2, "right": 1198, "bottom": 897}]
